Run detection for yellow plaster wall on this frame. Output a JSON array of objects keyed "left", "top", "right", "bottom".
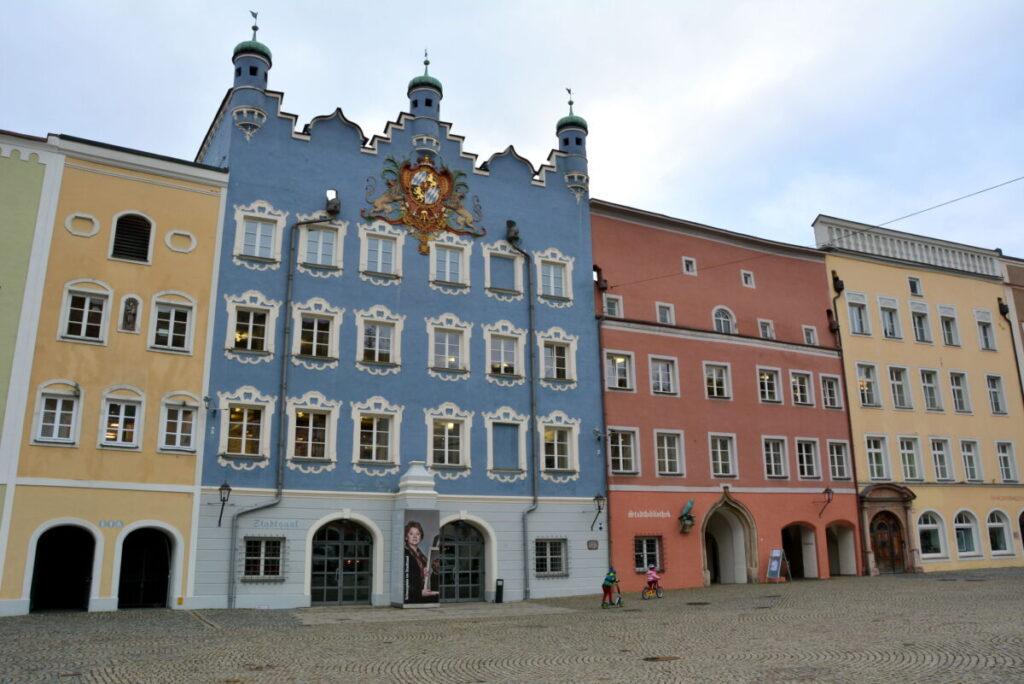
[
  {"left": 18, "top": 158, "right": 223, "bottom": 484},
  {"left": 1, "top": 486, "right": 193, "bottom": 600}
]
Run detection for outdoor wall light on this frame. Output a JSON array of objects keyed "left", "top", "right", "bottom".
[
  {"left": 325, "top": 189, "right": 341, "bottom": 217},
  {"left": 818, "top": 487, "right": 835, "bottom": 518},
  {"left": 591, "top": 494, "right": 607, "bottom": 531},
  {"left": 217, "top": 481, "right": 232, "bottom": 527}
]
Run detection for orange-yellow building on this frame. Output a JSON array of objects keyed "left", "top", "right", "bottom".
[
  {"left": 0, "top": 135, "right": 226, "bottom": 615},
  {"left": 815, "top": 216, "right": 1024, "bottom": 574}
]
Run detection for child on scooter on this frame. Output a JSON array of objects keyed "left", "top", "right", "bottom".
[{"left": 601, "top": 568, "right": 619, "bottom": 608}]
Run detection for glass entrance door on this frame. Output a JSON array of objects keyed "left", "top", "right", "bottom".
[
  {"left": 437, "top": 521, "right": 484, "bottom": 602},
  {"left": 311, "top": 521, "right": 372, "bottom": 605}
]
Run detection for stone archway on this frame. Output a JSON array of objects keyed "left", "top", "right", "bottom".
[
  {"left": 310, "top": 519, "right": 373, "bottom": 605},
  {"left": 702, "top": 489, "right": 757, "bottom": 585},
  {"left": 30, "top": 525, "right": 95, "bottom": 611},
  {"left": 117, "top": 528, "right": 172, "bottom": 608},
  {"left": 859, "top": 484, "right": 917, "bottom": 575}
]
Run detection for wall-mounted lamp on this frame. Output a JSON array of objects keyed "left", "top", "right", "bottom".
[
  {"left": 325, "top": 189, "right": 341, "bottom": 217},
  {"left": 818, "top": 487, "right": 835, "bottom": 518},
  {"left": 217, "top": 481, "right": 232, "bottom": 527},
  {"left": 506, "top": 219, "right": 520, "bottom": 245},
  {"left": 590, "top": 493, "right": 607, "bottom": 531}
]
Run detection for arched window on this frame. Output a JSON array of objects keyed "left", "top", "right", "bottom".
[
  {"left": 713, "top": 308, "right": 735, "bottom": 334},
  {"left": 917, "top": 512, "right": 944, "bottom": 557},
  {"left": 111, "top": 213, "right": 153, "bottom": 262},
  {"left": 987, "top": 511, "right": 1012, "bottom": 554},
  {"left": 953, "top": 511, "right": 979, "bottom": 555}
]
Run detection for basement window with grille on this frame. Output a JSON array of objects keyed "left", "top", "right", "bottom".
[{"left": 110, "top": 214, "right": 152, "bottom": 263}]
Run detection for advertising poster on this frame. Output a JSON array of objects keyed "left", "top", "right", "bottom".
[{"left": 403, "top": 509, "right": 440, "bottom": 604}]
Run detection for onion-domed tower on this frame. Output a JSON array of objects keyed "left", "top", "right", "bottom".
[
  {"left": 557, "top": 90, "right": 589, "bottom": 200},
  {"left": 408, "top": 52, "right": 443, "bottom": 157}
]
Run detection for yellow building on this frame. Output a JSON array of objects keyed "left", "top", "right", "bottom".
[
  {"left": 814, "top": 216, "right": 1024, "bottom": 575},
  {"left": 0, "top": 135, "right": 226, "bottom": 615}
]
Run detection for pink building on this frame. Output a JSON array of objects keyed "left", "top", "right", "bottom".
[{"left": 592, "top": 201, "right": 862, "bottom": 592}]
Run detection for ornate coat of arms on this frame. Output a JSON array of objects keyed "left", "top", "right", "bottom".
[{"left": 362, "top": 156, "right": 486, "bottom": 253}]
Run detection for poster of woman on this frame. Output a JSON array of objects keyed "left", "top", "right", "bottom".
[{"left": 403, "top": 510, "right": 440, "bottom": 604}]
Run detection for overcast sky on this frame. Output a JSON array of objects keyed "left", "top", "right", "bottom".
[{"left": 4, "top": 0, "right": 1022, "bottom": 256}]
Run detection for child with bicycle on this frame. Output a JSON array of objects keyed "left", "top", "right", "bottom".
[{"left": 645, "top": 564, "right": 661, "bottom": 591}]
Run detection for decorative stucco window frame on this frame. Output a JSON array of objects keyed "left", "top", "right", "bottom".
[
  {"left": 428, "top": 232, "right": 472, "bottom": 295},
  {"left": 483, "top": 320, "right": 526, "bottom": 387},
  {"left": 296, "top": 211, "right": 347, "bottom": 279},
  {"left": 232, "top": 200, "right": 288, "bottom": 271},
  {"left": 97, "top": 385, "right": 146, "bottom": 451},
  {"left": 354, "top": 304, "right": 404, "bottom": 375},
  {"left": 426, "top": 313, "right": 472, "bottom": 381},
  {"left": 483, "top": 406, "right": 529, "bottom": 482},
  {"left": 158, "top": 390, "right": 201, "bottom": 454},
  {"left": 424, "top": 402, "right": 474, "bottom": 480},
  {"left": 32, "top": 379, "right": 83, "bottom": 447},
  {"left": 350, "top": 395, "right": 403, "bottom": 476},
  {"left": 217, "top": 385, "right": 276, "bottom": 471},
  {"left": 224, "top": 290, "right": 281, "bottom": 364},
  {"left": 59, "top": 278, "right": 113, "bottom": 346},
  {"left": 148, "top": 290, "right": 196, "bottom": 355},
  {"left": 291, "top": 297, "right": 344, "bottom": 370},
  {"left": 533, "top": 247, "right": 574, "bottom": 308},
  {"left": 358, "top": 220, "right": 405, "bottom": 286},
  {"left": 286, "top": 390, "right": 341, "bottom": 475},
  {"left": 538, "top": 410, "right": 580, "bottom": 483},
  {"left": 482, "top": 240, "right": 524, "bottom": 301},
  {"left": 537, "top": 327, "right": 578, "bottom": 391}
]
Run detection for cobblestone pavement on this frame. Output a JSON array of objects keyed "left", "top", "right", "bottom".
[{"left": 2, "top": 568, "right": 1023, "bottom": 683}]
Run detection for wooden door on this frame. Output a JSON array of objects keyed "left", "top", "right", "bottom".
[{"left": 870, "top": 511, "right": 905, "bottom": 574}]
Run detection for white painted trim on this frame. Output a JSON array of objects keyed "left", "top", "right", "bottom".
[
  {"left": 16, "top": 478, "right": 195, "bottom": 493},
  {"left": 20, "top": 518, "right": 105, "bottom": 605},
  {"left": 602, "top": 319, "right": 841, "bottom": 358},
  {"left": 107, "top": 209, "right": 156, "bottom": 264},
  {"left": 110, "top": 521, "right": 186, "bottom": 607},
  {"left": 54, "top": 135, "right": 229, "bottom": 185},
  {"left": 438, "top": 511, "right": 498, "bottom": 595},
  {"left": 164, "top": 230, "right": 197, "bottom": 254},
  {"left": 609, "top": 484, "right": 859, "bottom": 494},
  {"left": 64, "top": 212, "right": 99, "bottom": 237},
  {"left": 303, "top": 512, "right": 384, "bottom": 598},
  {"left": 651, "top": 428, "right": 685, "bottom": 477}
]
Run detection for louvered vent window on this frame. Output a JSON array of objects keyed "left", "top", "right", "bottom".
[{"left": 111, "top": 214, "right": 152, "bottom": 262}]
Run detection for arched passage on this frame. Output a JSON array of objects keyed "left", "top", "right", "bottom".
[
  {"left": 435, "top": 520, "right": 485, "bottom": 602},
  {"left": 310, "top": 519, "right": 373, "bottom": 605},
  {"left": 117, "top": 528, "right": 172, "bottom": 608},
  {"left": 826, "top": 523, "right": 857, "bottom": 576},
  {"left": 30, "top": 525, "right": 94, "bottom": 611},
  {"left": 703, "top": 490, "right": 757, "bottom": 585},
  {"left": 781, "top": 523, "right": 818, "bottom": 579}
]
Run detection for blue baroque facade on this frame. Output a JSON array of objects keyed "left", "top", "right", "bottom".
[{"left": 191, "top": 33, "right": 606, "bottom": 608}]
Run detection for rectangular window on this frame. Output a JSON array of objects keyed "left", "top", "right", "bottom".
[
  {"left": 791, "top": 372, "right": 813, "bottom": 406},
  {"left": 976, "top": 311, "right": 996, "bottom": 350},
  {"left": 103, "top": 400, "right": 139, "bottom": 447},
  {"left": 741, "top": 270, "right": 756, "bottom": 288},
  {"left": 802, "top": 326, "right": 818, "bottom": 345},
  {"left": 543, "top": 342, "right": 568, "bottom": 380},
  {"left": 490, "top": 335, "right": 518, "bottom": 375},
  {"left": 602, "top": 294, "right": 622, "bottom": 317},
  {"left": 162, "top": 405, "right": 195, "bottom": 450},
  {"left": 650, "top": 358, "right": 676, "bottom": 395},
  {"left": 759, "top": 320, "right": 775, "bottom": 339},
  {"left": 434, "top": 245, "right": 462, "bottom": 284},
  {"left": 38, "top": 394, "right": 78, "bottom": 442},
  {"left": 908, "top": 276, "right": 922, "bottom": 296},
  {"left": 366, "top": 236, "right": 395, "bottom": 274},
  {"left": 656, "top": 303, "right": 674, "bottom": 325},
  {"left": 289, "top": 411, "right": 326, "bottom": 459},
  {"left": 848, "top": 298, "right": 869, "bottom": 335},
  {"left": 609, "top": 430, "right": 637, "bottom": 473},
  {"left": 705, "top": 364, "right": 730, "bottom": 399},
  {"left": 234, "top": 309, "right": 268, "bottom": 352},
  {"left": 949, "top": 372, "right": 971, "bottom": 412},
  {"left": 758, "top": 368, "right": 780, "bottom": 403},
  {"left": 358, "top": 414, "right": 391, "bottom": 462},
  {"left": 243, "top": 538, "right": 283, "bottom": 578},
  {"left": 491, "top": 422, "right": 520, "bottom": 471},
  {"left": 242, "top": 218, "right": 275, "bottom": 259},
  {"left": 544, "top": 427, "right": 570, "bottom": 470},
  {"left": 303, "top": 227, "right": 336, "bottom": 266},
  {"left": 821, "top": 376, "right": 843, "bottom": 409},
  {"left": 986, "top": 375, "right": 1006, "bottom": 414},
  {"left": 763, "top": 438, "right": 787, "bottom": 478},
  {"left": 710, "top": 434, "right": 736, "bottom": 477},
  {"left": 899, "top": 437, "right": 921, "bottom": 480},
  {"left": 363, "top": 323, "right": 394, "bottom": 363},
  {"left": 535, "top": 539, "right": 568, "bottom": 577},
  {"left": 796, "top": 440, "right": 819, "bottom": 478},
  {"left": 540, "top": 261, "right": 567, "bottom": 298},
  {"left": 920, "top": 370, "right": 943, "bottom": 411},
  {"left": 829, "top": 442, "right": 850, "bottom": 480},
  {"left": 432, "top": 420, "right": 462, "bottom": 466},
  {"left": 880, "top": 301, "right": 901, "bottom": 339},
  {"left": 64, "top": 292, "right": 107, "bottom": 341},
  {"left": 655, "top": 432, "right": 683, "bottom": 475},
  {"left": 931, "top": 439, "right": 952, "bottom": 481},
  {"left": 866, "top": 436, "right": 889, "bottom": 480},
  {"left": 940, "top": 311, "right": 960, "bottom": 346},
  {"left": 997, "top": 442, "right": 1017, "bottom": 482},
  {"left": 857, "top": 363, "right": 880, "bottom": 407},
  {"left": 682, "top": 257, "right": 697, "bottom": 275},
  {"left": 961, "top": 441, "right": 981, "bottom": 481},
  {"left": 911, "top": 310, "right": 932, "bottom": 343},
  {"left": 488, "top": 254, "right": 517, "bottom": 292},
  {"left": 433, "top": 330, "right": 463, "bottom": 370},
  {"left": 227, "top": 405, "right": 263, "bottom": 456},
  {"left": 634, "top": 537, "right": 661, "bottom": 571},
  {"left": 299, "top": 315, "right": 332, "bottom": 358},
  {"left": 153, "top": 304, "right": 191, "bottom": 351},
  {"left": 888, "top": 367, "right": 912, "bottom": 409},
  {"left": 605, "top": 352, "right": 633, "bottom": 390}
]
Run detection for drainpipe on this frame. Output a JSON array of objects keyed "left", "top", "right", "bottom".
[
  {"left": 997, "top": 297, "right": 1024, "bottom": 404},
  {"left": 829, "top": 270, "right": 868, "bottom": 576},
  {"left": 506, "top": 220, "right": 539, "bottom": 601},
  {"left": 226, "top": 190, "right": 340, "bottom": 608}
]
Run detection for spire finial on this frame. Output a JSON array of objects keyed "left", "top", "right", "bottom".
[
  {"left": 250, "top": 10, "right": 259, "bottom": 40},
  {"left": 423, "top": 49, "right": 430, "bottom": 75},
  {"left": 566, "top": 87, "right": 575, "bottom": 115}
]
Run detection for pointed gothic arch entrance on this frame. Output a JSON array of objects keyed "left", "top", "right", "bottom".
[{"left": 702, "top": 489, "right": 757, "bottom": 585}]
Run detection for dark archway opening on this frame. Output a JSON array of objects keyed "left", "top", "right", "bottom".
[
  {"left": 436, "top": 521, "right": 484, "bottom": 602},
  {"left": 30, "top": 526, "right": 94, "bottom": 612},
  {"left": 118, "top": 528, "right": 172, "bottom": 609}
]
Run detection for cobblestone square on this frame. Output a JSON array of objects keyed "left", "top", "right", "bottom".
[{"left": 1, "top": 568, "right": 1022, "bottom": 683}]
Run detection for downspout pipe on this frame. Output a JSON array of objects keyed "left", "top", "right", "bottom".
[
  {"left": 829, "top": 270, "right": 867, "bottom": 576},
  {"left": 997, "top": 297, "right": 1024, "bottom": 404},
  {"left": 506, "top": 220, "right": 539, "bottom": 601},
  {"left": 226, "top": 191, "right": 340, "bottom": 609},
  {"left": 594, "top": 266, "right": 612, "bottom": 568}
]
